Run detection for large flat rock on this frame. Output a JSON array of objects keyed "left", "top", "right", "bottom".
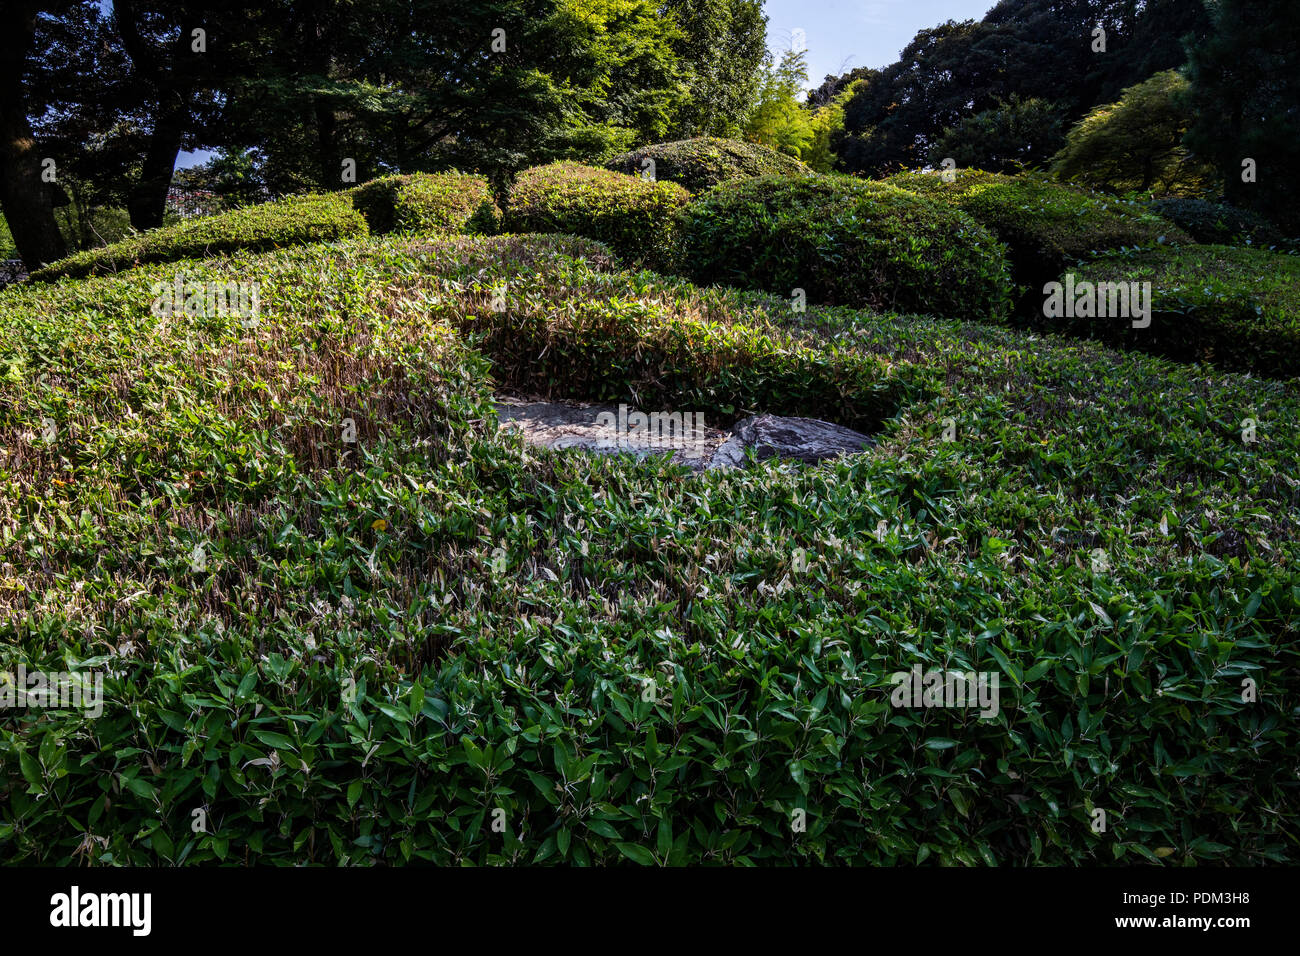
[{"left": 495, "top": 399, "right": 873, "bottom": 470}]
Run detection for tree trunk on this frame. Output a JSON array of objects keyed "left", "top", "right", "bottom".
[
  {"left": 1223, "top": 104, "right": 1246, "bottom": 207},
  {"left": 0, "top": 1, "right": 67, "bottom": 269},
  {"left": 316, "top": 99, "right": 340, "bottom": 190},
  {"left": 127, "top": 105, "right": 188, "bottom": 230}
]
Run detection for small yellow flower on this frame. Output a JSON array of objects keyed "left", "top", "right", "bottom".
[{"left": 371, "top": 519, "right": 387, "bottom": 532}]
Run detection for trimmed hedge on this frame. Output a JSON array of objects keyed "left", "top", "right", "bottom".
[
  {"left": 502, "top": 162, "right": 689, "bottom": 266},
  {"left": 606, "top": 137, "right": 810, "bottom": 193},
  {"left": 1043, "top": 244, "right": 1300, "bottom": 377},
  {"left": 456, "top": 264, "right": 912, "bottom": 435},
  {"left": 674, "top": 174, "right": 1013, "bottom": 321},
  {"left": 1147, "top": 198, "right": 1283, "bottom": 248},
  {"left": 348, "top": 172, "right": 500, "bottom": 236},
  {"left": 30, "top": 172, "right": 503, "bottom": 283},
  {"left": 29, "top": 192, "right": 368, "bottom": 283},
  {"left": 886, "top": 170, "right": 1186, "bottom": 294}
]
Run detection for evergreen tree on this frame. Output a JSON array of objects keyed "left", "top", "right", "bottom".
[
  {"left": 930, "top": 96, "right": 1065, "bottom": 175},
  {"left": 1184, "top": 0, "right": 1300, "bottom": 227}
]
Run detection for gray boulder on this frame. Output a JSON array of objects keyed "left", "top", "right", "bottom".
[
  {"left": 708, "top": 414, "right": 873, "bottom": 469},
  {"left": 496, "top": 399, "right": 873, "bottom": 471}
]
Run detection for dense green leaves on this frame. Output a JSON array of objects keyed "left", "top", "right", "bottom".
[
  {"left": 1051, "top": 71, "right": 1213, "bottom": 196},
  {"left": 606, "top": 137, "right": 809, "bottom": 193},
  {"left": 1147, "top": 199, "right": 1285, "bottom": 250},
  {"left": 2, "top": 225, "right": 1297, "bottom": 866},
  {"left": 30, "top": 172, "right": 505, "bottom": 283},
  {"left": 349, "top": 173, "right": 500, "bottom": 236},
  {"left": 675, "top": 174, "right": 1013, "bottom": 321},
  {"left": 886, "top": 169, "right": 1187, "bottom": 295},
  {"left": 1048, "top": 244, "right": 1300, "bottom": 377},
  {"left": 503, "top": 162, "right": 689, "bottom": 266},
  {"left": 29, "top": 193, "right": 368, "bottom": 282}
]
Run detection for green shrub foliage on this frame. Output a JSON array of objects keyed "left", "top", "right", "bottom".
[
  {"left": 2, "top": 234, "right": 1296, "bottom": 864},
  {"left": 1147, "top": 198, "right": 1283, "bottom": 248},
  {"left": 886, "top": 170, "right": 1187, "bottom": 294},
  {"left": 606, "top": 137, "right": 810, "bottom": 192},
  {"left": 1044, "top": 244, "right": 1300, "bottom": 377},
  {"left": 349, "top": 172, "right": 500, "bottom": 236},
  {"left": 503, "top": 162, "right": 689, "bottom": 266},
  {"left": 674, "top": 174, "right": 1013, "bottom": 321},
  {"left": 30, "top": 193, "right": 367, "bottom": 282},
  {"left": 31, "top": 172, "right": 503, "bottom": 284}
]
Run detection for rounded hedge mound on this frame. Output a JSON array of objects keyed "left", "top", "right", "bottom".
[
  {"left": 502, "top": 161, "right": 689, "bottom": 266},
  {"left": 606, "top": 137, "right": 810, "bottom": 193},
  {"left": 348, "top": 172, "right": 499, "bottom": 236},
  {"left": 30, "top": 193, "right": 367, "bottom": 282},
  {"left": 1147, "top": 198, "right": 1283, "bottom": 248},
  {"left": 673, "top": 174, "right": 1013, "bottom": 321},
  {"left": 886, "top": 170, "right": 1187, "bottom": 294},
  {"left": 1043, "top": 244, "right": 1300, "bottom": 378}
]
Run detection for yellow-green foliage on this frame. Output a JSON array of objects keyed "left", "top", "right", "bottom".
[
  {"left": 1051, "top": 71, "right": 1215, "bottom": 196},
  {"left": 348, "top": 172, "right": 499, "bottom": 235},
  {"left": 504, "top": 161, "right": 689, "bottom": 265},
  {"left": 30, "top": 193, "right": 367, "bottom": 282}
]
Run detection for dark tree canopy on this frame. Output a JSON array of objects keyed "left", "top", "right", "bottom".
[
  {"left": 2, "top": 0, "right": 769, "bottom": 269},
  {"left": 1184, "top": 0, "right": 1300, "bottom": 228},
  {"left": 837, "top": 0, "right": 1211, "bottom": 176}
]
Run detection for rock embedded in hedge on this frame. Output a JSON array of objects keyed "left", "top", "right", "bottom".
[
  {"left": 708, "top": 414, "right": 874, "bottom": 469},
  {"left": 496, "top": 398, "right": 873, "bottom": 471}
]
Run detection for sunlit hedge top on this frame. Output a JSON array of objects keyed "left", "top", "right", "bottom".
[
  {"left": 607, "top": 137, "right": 810, "bottom": 193},
  {"left": 675, "top": 173, "right": 1013, "bottom": 321},
  {"left": 29, "top": 193, "right": 367, "bottom": 282},
  {"left": 503, "top": 161, "right": 689, "bottom": 265},
  {"left": 886, "top": 169, "right": 1188, "bottom": 283},
  {"left": 348, "top": 172, "right": 499, "bottom": 236},
  {"left": 30, "top": 172, "right": 501, "bottom": 283}
]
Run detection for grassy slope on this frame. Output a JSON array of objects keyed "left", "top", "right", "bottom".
[{"left": 1, "top": 234, "right": 1297, "bottom": 864}]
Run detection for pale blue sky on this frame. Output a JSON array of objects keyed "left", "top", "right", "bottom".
[
  {"left": 178, "top": 0, "right": 997, "bottom": 170},
  {"left": 763, "top": 0, "right": 996, "bottom": 88}
]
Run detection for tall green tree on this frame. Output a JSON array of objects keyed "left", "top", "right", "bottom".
[
  {"left": 1053, "top": 71, "right": 1212, "bottom": 195},
  {"left": 538, "top": 0, "right": 689, "bottom": 162},
  {"left": 1, "top": 1, "right": 70, "bottom": 268},
  {"left": 838, "top": 0, "right": 1210, "bottom": 176},
  {"left": 930, "top": 96, "right": 1065, "bottom": 174},
  {"left": 803, "top": 77, "right": 864, "bottom": 173},
  {"left": 744, "top": 48, "right": 813, "bottom": 159},
  {"left": 663, "top": 0, "right": 766, "bottom": 138},
  {"left": 109, "top": 1, "right": 258, "bottom": 228},
  {"left": 1184, "top": 0, "right": 1300, "bottom": 226}
]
